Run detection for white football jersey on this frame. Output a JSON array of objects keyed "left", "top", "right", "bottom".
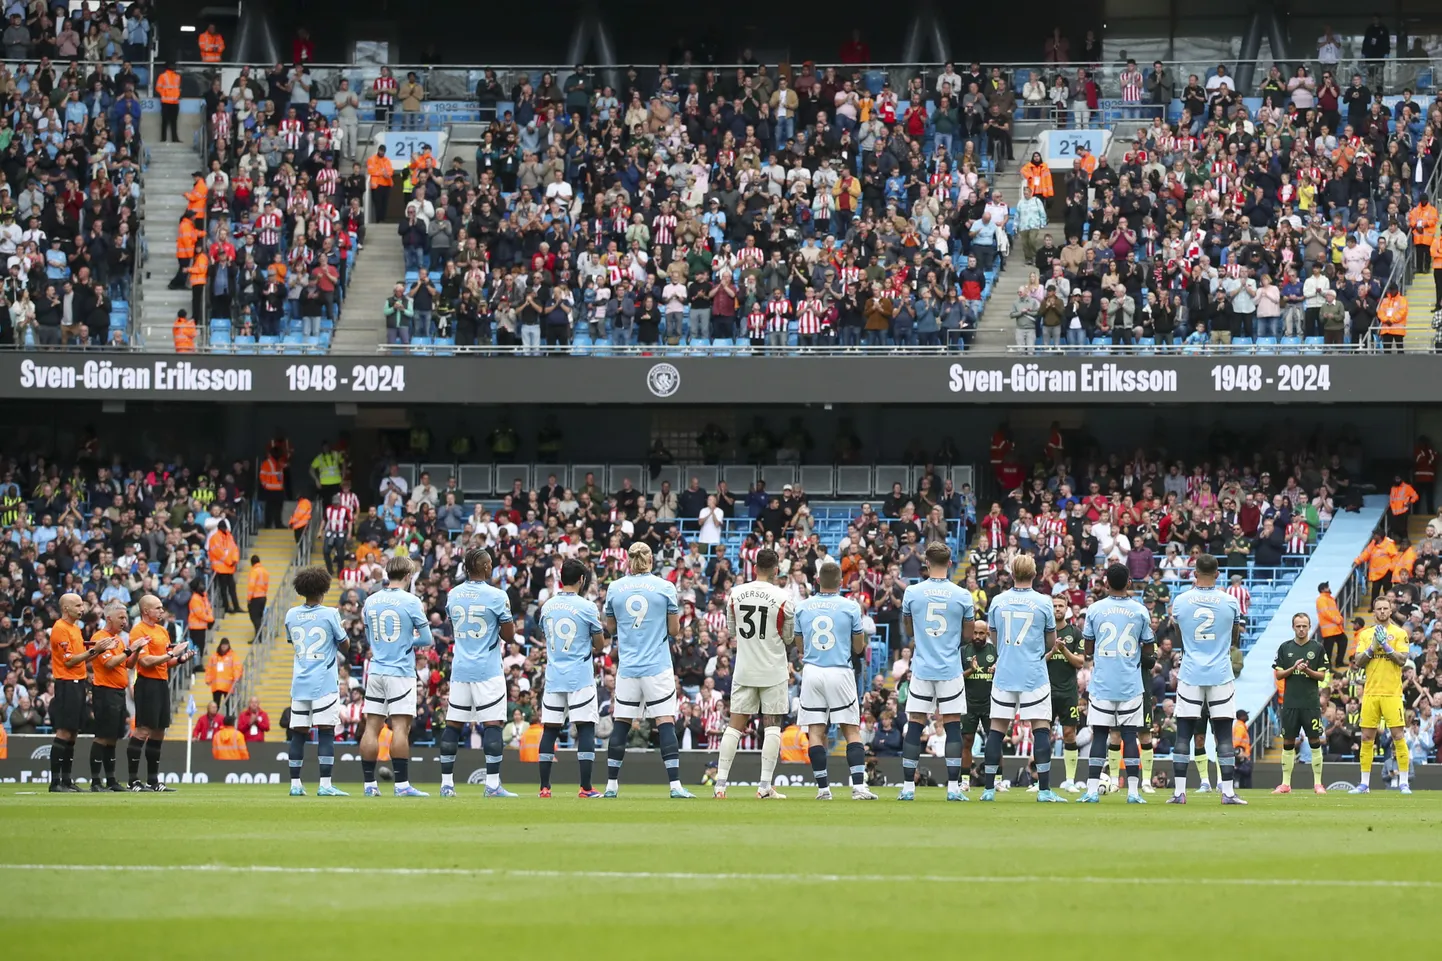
[{"left": 726, "top": 578, "right": 795, "bottom": 688}]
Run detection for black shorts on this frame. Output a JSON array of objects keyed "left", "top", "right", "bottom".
[
  {"left": 133, "top": 676, "right": 172, "bottom": 731},
  {"left": 51, "top": 678, "right": 87, "bottom": 732},
  {"left": 1142, "top": 691, "right": 1155, "bottom": 729},
  {"left": 92, "top": 685, "right": 130, "bottom": 740},
  {"left": 1053, "top": 694, "right": 1081, "bottom": 727},
  {"left": 1281, "top": 703, "right": 1323, "bottom": 741},
  {"left": 961, "top": 709, "right": 989, "bottom": 737}
]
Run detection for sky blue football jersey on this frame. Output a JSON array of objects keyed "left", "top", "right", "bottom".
[
  {"left": 285, "top": 603, "right": 346, "bottom": 700},
  {"left": 1082, "top": 596, "right": 1154, "bottom": 701},
  {"left": 987, "top": 587, "right": 1056, "bottom": 692},
  {"left": 541, "top": 592, "right": 604, "bottom": 692},
  {"left": 1171, "top": 586, "right": 1241, "bottom": 686},
  {"left": 901, "top": 577, "right": 975, "bottom": 681},
  {"left": 363, "top": 587, "right": 432, "bottom": 677},
  {"left": 446, "top": 578, "right": 514, "bottom": 683},
  {"left": 795, "top": 592, "right": 863, "bottom": 669},
  {"left": 603, "top": 573, "right": 678, "bottom": 678}
]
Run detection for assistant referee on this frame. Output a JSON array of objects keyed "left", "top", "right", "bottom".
[
  {"left": 128, "top": 594, "right": 194, "bottom": 792},
  {"left": 49, "top": 592, "right": 108, "bottom": 792},
  {"left": 89, "top": 602, "right": 143, "bottom": 791}
]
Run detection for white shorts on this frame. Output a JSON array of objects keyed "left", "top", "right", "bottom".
[
  {"left": 614, "top": 670, "right": 678, "bottom": 720},
  {"left": 906, "top": 676, "right": 967, "bottom": 717},
  {"left": 364, "top": 673, "right": 417, "bottom": 718},
  {"left": 990, "top": 683, "right": 1052, "bottom": 722},
  {"left": 540, "top": 686, "right": 600, "bottom": 726},
  {"left": 797, "top": 665, "right": 859, "bottom": 727},
  {"left": 289, "top": 694, "right": 341, "bottom": 728},
  {"left": 730, "top": 681, "right": 789, "bottom": 717},
  {"left": 449, "top": 677, "right": 507, "bottom": 724},
  {"left": 1087, "top": 695, "right": 1144, "bottom": 729},
  {"left": 1176, "top": 680, "right": 1235, "bottom": 719}
]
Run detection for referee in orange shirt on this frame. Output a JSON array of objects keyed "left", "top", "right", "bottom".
[
  {"left": 49, "top": 592, "right": 110, "bottom": 792},
  {"left": 89, "top": 601, "right": 143, "bottom": 791},
  {"left": 129, "top": 594, "right": 195, "bottom": 791}
]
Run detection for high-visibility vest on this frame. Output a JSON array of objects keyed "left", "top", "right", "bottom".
[
  {"left": 1410, "top": 204, "right": 1437, "bottom": 246},
  {"left": 366, "top": 155, "right": 393, "bottom": 188},
  {"left": 189, "top": 252, "right": 209, "bottom": 287},
  {"left": 198, "top": 30, "right": 225, "bottom": 63},
  {"left": 289, "top": 498, "right": 312, "bottom": 530},
  {"left": 1316, "top": 593, "right": 1344, "bottom": 636},
  {"left": 213, "top": 727, "right": 250, "bottom": 759},
  {"left": 0, "top": 724, "right": 7, "bottom": 759},
  {"left": 1393, "top": 546, "right": 1417, "bottom": 580},
  {"left": 1433, "top": 234, "right": 1442, "bottom": 262},
  {"left": 173, "top": 316, "right": 197, "bottom": 352},
  {"left": 210, "top": 532, "right": 240, "bottom": 574},
  {"left": 176, "top": 219, "right": 199, "bottom": 259},
  {"left": 1377, "top": 295, "right": 1408, "bottom": 336},
  {"left": 156, "top": 70, "right": 181, "bottom": 104},
  {"left": 188, "top": 592, "right": 214, "bottom": 630},
  {"left": 1232, "top": 719, "right": 1251, "bottom": 757},
  {"left": 248, "top": 564, "right": 270, "bottom": 599},
  {"left": 518, "top": 723, "right": 543, "bottom": 762},
  {"left": 259, "top": 457, "right": 284, "bottom": 491},
  {"left": 186, "top": 178, "right": 207, "bottom": 216},
  {"left": 378, "top": 725, "right": 393, "bottom": 762},
  {"left": 1390, "top": 482, "right": 1418, "bottom": 516},
  {"left": 410, "top": 151, "right": 437, "bottom": 172},
  {"left": 1417, "top": 445, "right": 1437, "bottom": 484},
  {"left": 1355, "top": 539, "right": 1397, "bottom": 582},
  {"left": 779, "top": 725, "right": 808, "bottom": 763},
  {"left": 1021, "top": 162, "right": 1053, "bottom": 198},
  {"left": 313, "top": 451, "right": 343, "bottom": 486},
  {"left": 205, "top": 651, "right": 243, "bottom": 692}
]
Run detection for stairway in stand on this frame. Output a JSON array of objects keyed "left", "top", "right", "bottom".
[
  {"left": 183, "top": 529, "right": 299, "bottom": 720},
  {"left": 141, "top": 142, "right": 202, "bottom": 351},
  {"left": 1405, "top": 267, "right": 1436, "bottom": 352},
  {"left": 334, "top": 227, "right": 403, "bottom": 353}
]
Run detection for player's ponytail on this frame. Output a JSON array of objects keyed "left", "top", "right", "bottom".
[{"left": 627, "top": 542, "right": 653, "bottom": 574}]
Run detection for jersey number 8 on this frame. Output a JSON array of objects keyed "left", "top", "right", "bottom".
[{"left": 809, "top": 615, "right": 837, "bottom": 651}]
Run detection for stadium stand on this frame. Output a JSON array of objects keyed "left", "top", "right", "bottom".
[{"left": 0, "top": 1, "right": 154, "bottom": 350}]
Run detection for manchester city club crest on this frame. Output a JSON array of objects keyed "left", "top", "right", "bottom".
[{"left": 646, "top": 362, "right": 681, "bottom": 398}]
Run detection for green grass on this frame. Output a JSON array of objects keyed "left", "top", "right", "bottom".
[{"left": 3, "top": 784, "right": 1439, "bottom": 960}]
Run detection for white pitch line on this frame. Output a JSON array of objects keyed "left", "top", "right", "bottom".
[{"left": 11, "top": 864, "right": 1442, "bottom": 889}]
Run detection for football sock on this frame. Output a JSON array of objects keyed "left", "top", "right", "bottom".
[
  {"left": 1033, "top": 727, "right": 1052, "bottom": 791},
  {"left": 944, "top": 720, "right": 963, "bottom": 790},
  {"left": 657, "top": 722, "right": 682, "bottom": 789},
  {"left": 1310, "top": 744, "right": 1325, "bottom": 788},
  {"left": 362, "top": 759, "right": 377, "bottom": 789},
  {"left": 983, "top": 729, "right": 1004, "bottom": 790},
  {"left": 1121, "top": 728, "right": 1140, "bottom": 794},
  {"left": 1088, "top": 725, "right": 1110, "bottom": 794},
  {"left": 439, "top": 724, "right": 461, "bottom": 789},
  {"left": 1063, "top": 738, "right": 1079, "bottom": 784},
  {"left": 144, "top": 738, "right": 162, "bottom": 784},
  {"left": 1280, "top": 747, "right": 1296, "bottom": 787},
  {"left": 1171, "top": 750, "right": 1190, "bottom": 796},
  {"left": 1395, "top": 737, "right": 1411, "bottom": 788},
  {"left": 481, "top": 724, "right": 505, "bottom": 789},
  {"left": 50, "top": 736, "right": 65, "bottom": 783},
  {"left": 317, "top": 728, "right": 335, "bottom": 787},
  {"left": 1140, "top": 745, "right": 1154, "bottom": 785},
  {"left": 288, "top": 730, "right": 307, "bottom": 787},
  {"left": 1108, "top": 744, "right": 1122, "bottom": 779},
  {"left": 393, "top": 757, "right": 410, "bottom": 788},
  {"left": 759, "top": 726, "right": 781, "bottom": 790},
  {"left": 716, "top": 726, "right": 742, "bottom": 785},
  {"left": 125, "top": 737, "right": 143, "bottom": 781},
  {"left": 606, "top": 720, "right": 630, "bottom": 792},
  {"left": 575, "top": 722, "right": 596, "bottom": 791},
  {"left": 901, "top": 720, "right": 924, "bottom": 787},
  {"left": 537, "top": 727, "right": 559, "bottom": 790},
  {"left": 846, "top": 741, "right": 866, "bottom": 786},
  {"left": 809, "top": 744, "right": 830, "bottom": 790}
]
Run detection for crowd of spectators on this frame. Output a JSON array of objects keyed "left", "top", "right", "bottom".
[
  {"left": 1, "top": 446, "right": 254, "bottom": 734},
  {"left": 0, "top": 0, "right": 152, "bottom": 349}
]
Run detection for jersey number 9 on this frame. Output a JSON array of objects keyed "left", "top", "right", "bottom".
[{"left": 624, "top": 594, "right": 649, "bottom": 628}]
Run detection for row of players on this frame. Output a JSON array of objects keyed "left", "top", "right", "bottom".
[{"left": 280, "top": 540, "right": 1368, "bottom": 802}]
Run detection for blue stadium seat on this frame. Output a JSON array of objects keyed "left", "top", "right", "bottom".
[
  {"left": 1255, "top": 336, "right": 1278, "bottom": 354},
  {"left": 592, "top": 338, "right": 611, "bottom": 355},
  {"left": 259, "top": 335, "right": 281, "bottom": 345},
  {"left": 210, "top": 330, "right": 231, "bottom": 347},
  {"left": 1137, "top": 336, "right": 1155, "bottom": 347},
  {"left": 1231, "top": 336, "right": 1253, "bottom": 347},
  {"left": 1303, "top": 335, "right": 1325, "bottom": 345},
  {"left": 1091, "top": 336, "right": 1112, "bottom": 346},
  {"left": 234, "top": 335, "right": 257, "bottom": 354},
  {"left": 691, "top": 337, "right": 711, "bottom": 349},
  {"left": 281, "top": 333, "right": 304, "bottom": 355},
  {"left": 1280, "top": 336, "right": 1302, "bottom": 346}
]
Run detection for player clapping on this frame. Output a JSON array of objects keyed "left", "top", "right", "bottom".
[
  {"left": 1272, "top": 612, "right": 1328, "bottom": 795},
  {"left": 1079, "top": 564, "right": 1154, "bottom": 804},
  {"left": 360, "top": 556, "right": 433, "bottom": 797},
  {"left": 284, "top": 566, "right": 349, "bottom": 796},
  {"left": 536, "top": 559, "right": 606, "bottom": 798}
]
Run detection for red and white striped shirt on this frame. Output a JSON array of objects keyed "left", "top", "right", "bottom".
[
  {"left": 704, "top": 608, "right": 726, "bottom": 636},
  {"left": 335, "top": 490, "right": 360, "bottom": 520},
  {"left": 738, "top": 545, "right": 759, "bottom": 580},
  {"left": 1120, "top": 70, "right": 1143, "bottom": 102},
  {"left": 324, "top": 504, "right": 350, "bottom": 535},
  {"left": 652, "top": 214, "right": 676, "bottom": 246},
  {"left": 315, "top": 202, "right": 338, "bottom": 237},
  {"left": 610, "top": 206, "right": 630, "bottom": 234},
  {"left": 373, "top": 75, "right": 397, "bottom": 107},
  {"left": 747, "top": 304, "right": 767, "bottom": 337},
  {"left": 316, "top": 166, "right": 340, "bottom": 198},
  {"left": 256, "top": 211, "right": 283, "bottom": 246},
  {"left": 211, "top": 109, "right": 231, "bottom": 143},
  {"left": 1287, "top": 519, "right": 1310, "bottom": 554},
  {"left": 1225, "top": 583, "right": 1251, "bottom": 617},
  {"left": 840, "top": 265, "right": 864, "bottom": 287},
  {"left": 602, "top": 546, "right": 627, "bottom": 570},
  {"left": 765, "top": 297, "right": 791, "bottom": 331},
  {"left": 737, "top": 246, "right": 764, "bottom": 270},
  {"left": 280, "top": 118, "right": 304, "bottom": 150},
  {"left": 796, "top": 297, "right": 825, "bottom": 334},
  {"left": 1042, "top": 515, "right": 1066, "bottom": 551},
  {"left": 340, "top": 566, "right": 366, "bottom": 588}
]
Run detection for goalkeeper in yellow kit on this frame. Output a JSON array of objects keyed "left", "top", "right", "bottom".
[{"left": 1349, "top": 597, "right": 1412, "bottom": 795}]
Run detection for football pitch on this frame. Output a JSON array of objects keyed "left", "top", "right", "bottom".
[{"left": 3, "top": 785, "right": 1439, "bottom": 960}]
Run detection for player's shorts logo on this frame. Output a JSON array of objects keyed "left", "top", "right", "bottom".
[{"left": 646, "top": 362, "right": 681, "bottom": 398}]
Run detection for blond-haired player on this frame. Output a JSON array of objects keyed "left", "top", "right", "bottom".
[{"left": 1349, "top": 596, "right": 1412, "bottom": 794}]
